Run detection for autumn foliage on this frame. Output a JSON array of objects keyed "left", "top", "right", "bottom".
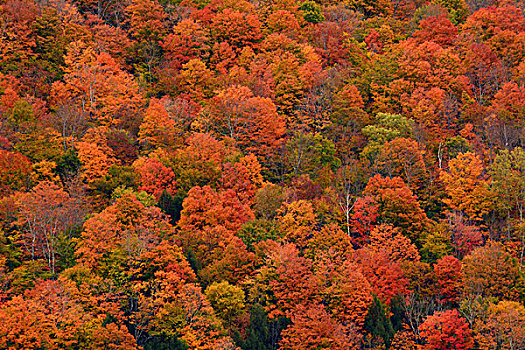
[{"left": 2, "top": 0, "right": 525, "bottom": 348}]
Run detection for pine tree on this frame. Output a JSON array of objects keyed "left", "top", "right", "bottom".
[{"left": 364, "top": 294, "right": 395, "bottom": 347}]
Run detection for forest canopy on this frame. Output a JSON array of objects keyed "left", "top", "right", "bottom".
[{"left": 1, "top": 0, "right": 525, "bottom": 348}]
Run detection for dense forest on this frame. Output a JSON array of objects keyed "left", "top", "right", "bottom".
[{"left": 1, "top": 0, "right": 525, "bottom": 348}]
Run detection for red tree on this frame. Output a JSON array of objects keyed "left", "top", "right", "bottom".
[{"left": 419, "top": 309, "right": 474, "bottom": 350}]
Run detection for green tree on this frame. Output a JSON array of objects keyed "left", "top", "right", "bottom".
[
  {"left": 364, "top": 294, "right": 395, "bottom": 348},
  {"left": 241, "top": 304, "right": 271, "bottom": 350},
  {"left": 300, "top": 1, "right": 325, "bottom": 24}
]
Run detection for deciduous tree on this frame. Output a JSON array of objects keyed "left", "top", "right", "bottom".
[
  {"left": 16, "top": 181, "right": 84, "bottom": 274},
  {"left": 419, "top": 309, "right": 474, "bottom": 350}
]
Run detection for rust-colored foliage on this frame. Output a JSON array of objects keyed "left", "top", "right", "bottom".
[
  {"left": 211, "top": 9, "right": 262, "bottom": 52},
  {"left": 440, "top": 152, "right": 493, "bottom": 223},
  {"left": 260, "top": 242, "right": 318, "bottom": 319},
  {"left": 0, "top": 150, "right": 31, "bottom": 196},
  {"left": 207, "top": 85, "right": 286, "bottom": 161},
  {"left": 77, "top": 192, "right": 173, "bottom": 269},
  {"left": 414, "top": 14, "right": 457, "bottom": 47},
  {"left": 133, "top": 157, "right": 177, "bottom": 200},
  {"left": 363, "top": 174, "right": 429, "bottom": 243},
  {"left": 162, "top": 19, "right": 210, "bottom": 69},
  {"left": 353, "top": 247, "right": 409, "bottom": 305},
  {"left": 314, "top": 251, "right": 373, "bottom": 328},
  {"left": 0, "top": 278, "right": 136, "bottom": 349},
  {"left": 462, "top": 241, "right": 522, "bottom": 300},
  {"left": 52, "top": 41, "right": 143, "bottom": 127},
  {"left": 3, "top": 0, "right": 525, "bottom": 347},
  {"left": 277, "top": 200, "right": 317, "bottom": 250}
]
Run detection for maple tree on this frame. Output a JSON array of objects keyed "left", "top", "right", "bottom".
[
  {"left": 138, "top": 98, "right": 181, "bottom": 150},
  {"left": 219, "top": 162, "right": 256, "bottom": 206},
  {"left": 353, "top": 247, "right": 409, "bottom": 305},
  {"left": 206, "top": 85, "right": 286, "bottom": 162},
  {"left": 279, "top": 304, "right": 361, "bottom": 350},
  {"left": 254, "top": 241, "right": 318, "bottom": 319},
  {"left": 413, "top": 14, "right": 458, "bottom": 47},
  {"left": 434, "top": 255, "right": 463, "bottom": 305},
  {"left": 363, "top": 174, "right": 429, "bottom": 243},
  {"left": 133, "top": 156, "right": 177, "bottom": 201},
  {"left": 179, "top": 185, "right": 253, "bottom": 236},
  {"left": 178, "top": 59, "right": 215, "bottom": 102},
  {"left": 76, "top": 191, "right": 173, "bottom": 270},
  {"left": 440, "top": 152, "right": 493, "bottom": 223},
  {"left": 368, "top": 224, "right": 420, "bottom": 263},
  {"left": 463, "top": 42, "right": 503, "bottom": 105},
  {"left": 476, "top": 300, "right": 525, "bottom": 350},
  {"left": 350, "top": 196, "right": 380, "bottom": 244},
  {"left": 210, "top": 9, "right": 262, "bottom": 53},
  {"left": 3, "top": 0, "right": 525, "bottom": 348},
  {"left": 16, "top": 181, "right": 85, "bottom": 274},
  {"left": 446, "top": 212, "right": 483, "bottom": 258},
  {"left": 419, "top": 309, "right": 474, "bottom": 350},
  {"left": 51, "top": 40, "right": 143, "bottom": 128},
  {"left": 314, "top": 251, "right": 373, "bottom": 328},
  {"left": 162, "top": 19, "right": 211, "bottom": 69},
  {"left": 306, "top": 223, "right": 353, "bottom": 259},
  {"left": 0, "top": 278, "right": 136, "bottom": 349},
  {"left": 277, "top": 200, "right": 316, "bottom": 251}
]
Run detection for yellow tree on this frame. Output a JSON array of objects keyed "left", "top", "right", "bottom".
[
  {"left": 277, "top": 200, "right": 317, "bottom": 251},
  {"left": 476, "top": 300, "right": 525, "bottom": 350},
  {"left": 440, "top": 152, "right": 493, "bottom": 223}
]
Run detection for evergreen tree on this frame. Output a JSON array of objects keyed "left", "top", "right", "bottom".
[
  {"left": 158, "top": 190, "right": 184, "bottom": 224},
  {"left": 243, "top": 304, "right": 270, "bottom": 350},
  {"left": 390, "top": 294, "right": 405, "bottom": 333},
  {"left": 364, "top": 294, "right": 395, "bottom": 347}
]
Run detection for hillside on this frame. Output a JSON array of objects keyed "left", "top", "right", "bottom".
[{"left": 1, "top": 0, "right": 525, "bottom": 348}]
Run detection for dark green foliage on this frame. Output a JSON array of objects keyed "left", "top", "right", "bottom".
[
  {"left": 56, "top": 148, "right": 82, "bottom": 182},
  {"left": 234, "top": 305, "right": 290, "bottom": 350},
  {"left": 158, "top": 190, "right": 184, "bottom": 224},
  {"left": 268, "top": 316, "right": 291, "bottom": 350},
  {"left": 364, "top": 294, "right": 395, "bottom": 348},
  {"left": 185, "top": 248, "right": 202, "bottom": 275},
  {"left": 55, "top": 232, "right": 79, "bottom": 271},
  {"left": 242, "top": 304, "right": 271, "bottom": 350},
  {"left": 390, "top": 294, "right": 405, "bottom": 333}
]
